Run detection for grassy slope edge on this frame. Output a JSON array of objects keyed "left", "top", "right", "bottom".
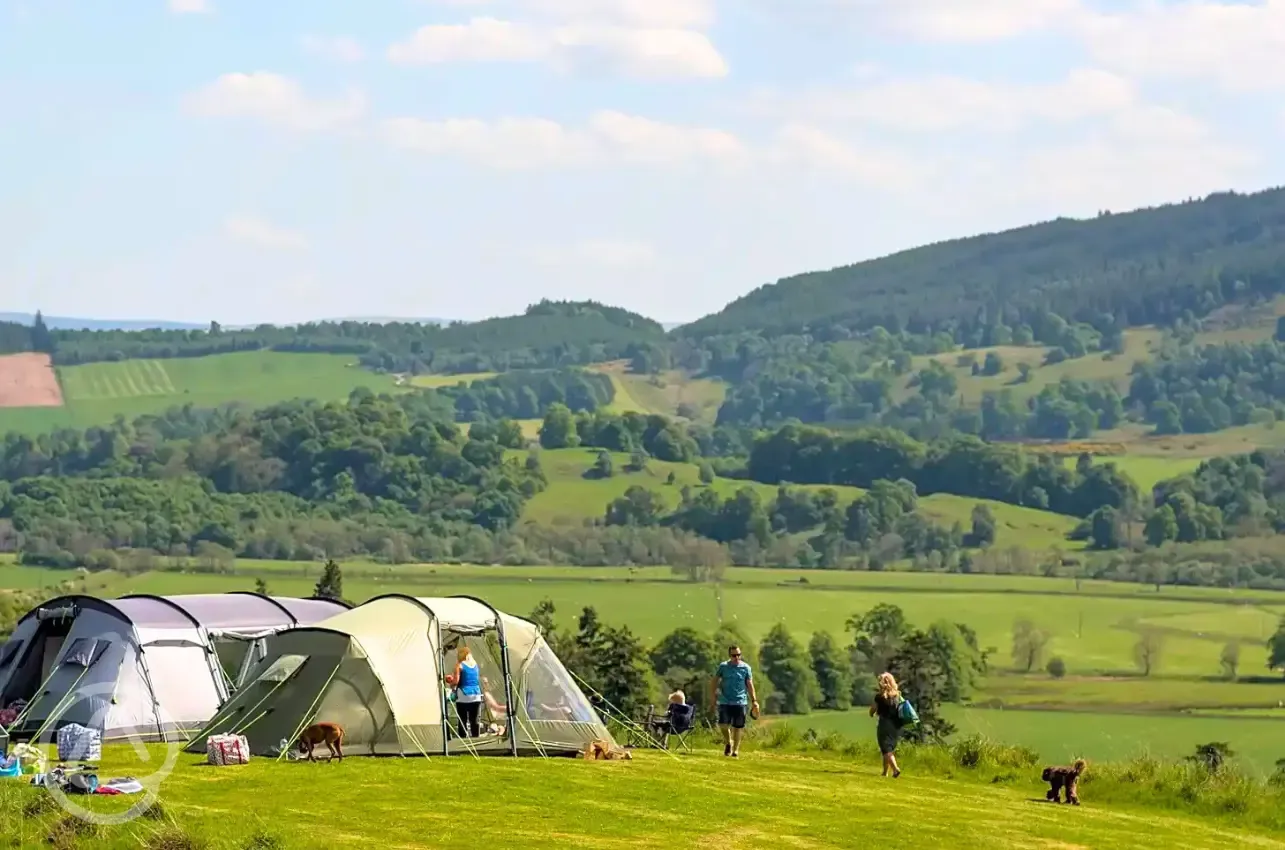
[{"left": 1, "top": 744, "right": 1280, "bottom": 850}]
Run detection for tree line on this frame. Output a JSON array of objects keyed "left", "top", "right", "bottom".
[
  {"left": 744, "top": 425, "right": 1137, "bottom": 518},
  {"left": 532, "top": 598, "right": 984, "bottom": 740},
  {"left": 0, "top": 301, "right": 667, "bottom": 374}
]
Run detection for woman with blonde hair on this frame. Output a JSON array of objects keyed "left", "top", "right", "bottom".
[
  {"left": 868, "top": 672, "right": 903, "bottom": 777},
  {"left": 446, "top": 645, "right": 483, "bottom": 738}
]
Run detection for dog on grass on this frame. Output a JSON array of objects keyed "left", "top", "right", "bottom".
[
  {"left": 297, "top": 722, "right": 345, "bottom": 762},
  {"left": 582, "top": 739, "right": 631, "bottom": 761},
  {"left": 1042, "top": 758, "right": 1086, "bottom": 805}
]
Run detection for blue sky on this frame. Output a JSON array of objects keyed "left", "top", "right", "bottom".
[{"left": 1, "top": 0, "right": 1283, "bottom": 325}]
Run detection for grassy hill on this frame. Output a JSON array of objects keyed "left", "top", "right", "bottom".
[
  {"left": 890, "top": 327, "right": 1165, "bottom": 407},
  {"left": 0, "top": 351, "right": 399, "bottom": 434},
  {"left": 520, "top": 448, "right": 1080, "bottom": 551},
  {"left": 589, "top": 361, "right": 727, "bottom": 423},
  {"left": 5, "top": 741, "right": 1280, "bottom": 849},
  {"left": 681, "top": 187, "right": 1285, "bottom": 340}
]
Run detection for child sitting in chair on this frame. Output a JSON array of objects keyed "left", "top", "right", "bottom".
[{"left": 650, "top": 691, "right": 692, "bottom": 739}]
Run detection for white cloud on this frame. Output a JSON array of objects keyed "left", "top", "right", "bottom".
[
  {"left": 169, "top": 0, "right": 212, "bottom": 13},
  {"left": 224, "top": 217, "right": 310, "bottom": 251},
  {"left": 387, "top": 17, "right": 727, "bottom": 78},
  {"left": 300, "top": 35, "right": 365, "bottom": 63},
  {"left": 381, "top": 110, "right": 746, "bottom": 168},
  {"left": 1076, "top": 0, "right": 1285, "bottom": 92},
  {"left": 184, "top": 73, "right": 366, "bottom": 132},
  {"left": 769, "top": 125, "right": 931, "bottom": 189},
  {"left": 765, "top": 0, "right": 1080, "bottom": 42},
  {"left": 745, "top": 68, "right": 1136, "bottom": 132},
  {"left": 425, "top": 0, "right": 714, "bottom": 28}
]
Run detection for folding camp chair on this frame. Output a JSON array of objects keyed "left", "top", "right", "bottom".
[{"left": 643, "top": 703, "right": 695, "bottom": 753}]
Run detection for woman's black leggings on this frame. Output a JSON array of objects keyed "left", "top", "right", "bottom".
[{"left": 456, "top": 701, "right": 481, "bottom": 738}]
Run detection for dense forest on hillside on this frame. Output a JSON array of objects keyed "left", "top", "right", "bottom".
[
  {"left": 5, "top": 393, "right": 1285, "bottom": 585},
  {"left": 0, "top": 301, "right": 665, "bottom": 373},
  {"left": 680, "top": 188, "right": 1285, "bottom": 343}
]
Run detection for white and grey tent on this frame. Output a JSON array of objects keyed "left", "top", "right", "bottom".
[{"left": 0, "top": 593, "right": 349, "bottom": 742}]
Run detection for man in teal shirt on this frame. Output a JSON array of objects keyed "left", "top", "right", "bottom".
[{"left": 710, "top": 645, "right": 758, "bottom": 757}]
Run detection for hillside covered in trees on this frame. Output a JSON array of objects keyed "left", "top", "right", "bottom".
[
  {"left": 0, "top": 300, "right": 666, "bottom": 374},
  {"left": 680, "top": 187, "right": 1285, "bottom": 343}
]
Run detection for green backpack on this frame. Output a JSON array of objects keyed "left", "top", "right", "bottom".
[{"left": 896, "top": 697, "right": 919, "bottom": 727}]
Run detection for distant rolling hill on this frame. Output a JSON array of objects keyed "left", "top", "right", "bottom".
[
  {"left": 680, "top": 187, "right": 1285, "bottom": 340},
  {"left": 0, "top": 313, "right": 207, "bottom": 331}
]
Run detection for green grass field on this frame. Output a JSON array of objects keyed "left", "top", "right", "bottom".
[
  {"left": 785, "top": 706, "right": 1285, "bottom": 778},
  {"left": 407, "top": 371, "right": 499, "bottom": 388},
  {"left": 6, "top": 559, "right": 1281, "bottom": 683},
  {"left": 8, "top": 556, "right": 1285, "bottom": 833},
  {"left": 523, "top": 448, "right": 1081, "bottom": 551},
  {"left": 589, "top": 362, "right": 726, "bottom": 423},
  {"left": 894, "top": 328, "right": 1165, "bottom": 407},
  {"left": 4, "top": 743, "right": 1277, "bottom": 850},
  {"left": 0, "top": 352, "right": 400, "bottom": 434}
]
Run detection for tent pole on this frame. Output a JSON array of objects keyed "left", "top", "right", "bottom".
[
  {"left": 436, "top": 619, "right": 448, "bottom": 757},
  {"left": 495, "top": 619, "right": 518, "bottom": 757},
  {"left": 134, "top": 641, "right": 167, "bottom": 743},
  {"left": 447, "top": 596, "right": 518, "bottom": 756}
]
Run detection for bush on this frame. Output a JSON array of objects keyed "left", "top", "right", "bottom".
[
  {"left": 950, "top": 734, "right": 1040, "bottom": 770},
  {"left": 1046, "top": 657, "right": 1067, "bottom": 678}
]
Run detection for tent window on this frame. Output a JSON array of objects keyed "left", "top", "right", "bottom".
[
  {"left": 0, "top": 641, "right": 21, "bottom": 671},
  {"left": 62, "top": 638, "right": 104, "bottom": 669},
  {"left": 257, "top": 654, "right": 306, "bottom": 684}
]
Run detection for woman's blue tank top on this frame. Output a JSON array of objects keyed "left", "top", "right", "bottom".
[{"left": 457, "top": 659, "right": 481, "bottom": 696}]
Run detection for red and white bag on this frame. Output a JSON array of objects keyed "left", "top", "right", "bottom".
[{"left": 205, "top": 734, "right": 250, "bottom": 766}]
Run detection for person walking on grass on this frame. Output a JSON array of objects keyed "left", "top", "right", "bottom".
[
  {"left": 869, "top": 672, "right": 903, "bottom": 778},
  {"left": 710, "top": 645, "right": 758, "bottom": 758},
  {"left": 447, "top": 645, "right": 483, "bottom": 738}
]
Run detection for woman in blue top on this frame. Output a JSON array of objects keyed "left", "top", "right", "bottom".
[{"left": 449, "top": 645, "right": 484, "bottom": 738}]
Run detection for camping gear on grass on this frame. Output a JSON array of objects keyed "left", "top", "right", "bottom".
[
  {"left": 206, "top": 734, "right": 251, "bottom": 765},
  {"left": 57, "top": 723, "right": 102, "bottom": 762},
  {"left": 66, "top": 772, "right": 98, "bottom": 794},
  {"left": 186, "top": 595, "right": 614, "bottom": 759}
]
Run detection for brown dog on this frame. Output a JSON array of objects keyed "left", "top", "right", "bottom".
[
  {"left": 297, "top": 722, "right": 345, "bottom": 762},
  {"left": 582, "top": 739, "right": 631, "bottom": 761},
  {"left": 1042, "top": 758, "right": 1086, "bottom": 804}
]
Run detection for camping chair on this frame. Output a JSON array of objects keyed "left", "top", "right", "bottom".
[{"left": 634, "top": 702, "right": 695, "bottom": 752}]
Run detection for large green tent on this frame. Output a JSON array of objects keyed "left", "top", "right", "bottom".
[{"left": 184, "top": 594, "right": 612, "bottom": 758}]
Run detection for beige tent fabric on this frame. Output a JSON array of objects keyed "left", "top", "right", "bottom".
[{"left": 186, "top": 595, "right": 613, "bottom": 757}]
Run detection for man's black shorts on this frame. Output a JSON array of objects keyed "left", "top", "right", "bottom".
[{"left": 717, "top": 704, "right": 747, "bottom": 728}]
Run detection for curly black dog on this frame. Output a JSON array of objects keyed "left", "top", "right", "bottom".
[{"left": 1042, "top": 758, "right": 1086, "bottom": 805}]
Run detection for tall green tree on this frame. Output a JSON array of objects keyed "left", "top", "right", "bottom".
[
  {"left": 1011, "top": 618, "right": 1050, "bottom": 672},
  {"left": 650, "top": 627, "right": 717, "bottom": 712},
  {"left": 1268, "top": 617, "right": 1285, "bottom": 676},
  {"left": 313, "top": 559, "right": 343, "bottom": 601},
  {"left": 808, "top": 630, "right": 852, "bottom": 710},
  {"left": 758, "top": 623, "right": 821, "bottom": 715},
  {"left": 539, "top": 403, "right": 580, "bottom": 449}
]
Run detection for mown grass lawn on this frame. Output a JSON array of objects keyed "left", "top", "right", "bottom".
[
  {"left": 783, "top": 706, "right": 1285, "bottom": 778},
  {"left": 2, "top": 745, "right": 1281, "bottom": 849}
]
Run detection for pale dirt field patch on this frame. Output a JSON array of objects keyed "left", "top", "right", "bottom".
[{"left": 0, "top": 353, "right": 64, "bottom": 407}]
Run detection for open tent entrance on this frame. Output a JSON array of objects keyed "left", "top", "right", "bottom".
[
  {"left": 0, "top": 602, "right": 78, "bottom": 707},
  {"left": 185, "top": 595, "right": 614, "bottom": 759}
]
